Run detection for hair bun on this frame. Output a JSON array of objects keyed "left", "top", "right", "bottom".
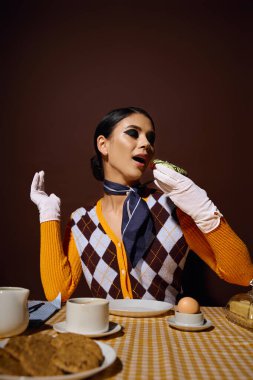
[{"left": 90, "top": 155, "right": 104, "bottom": 181}]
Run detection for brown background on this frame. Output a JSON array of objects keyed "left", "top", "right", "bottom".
[{"left": 1, "top": 1, "right": 252, "bottom": 305}]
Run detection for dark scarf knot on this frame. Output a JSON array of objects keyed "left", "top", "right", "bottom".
[{"left": 103, "top": 180, "right": 155, "bottom": 267}]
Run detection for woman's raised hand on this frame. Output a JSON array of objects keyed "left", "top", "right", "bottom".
[
  {"left": 30, "top": 171, "right": 61, "bottom": 223},
  {"left": 153, "top": 163, "right": 222, "bottom": 233}
]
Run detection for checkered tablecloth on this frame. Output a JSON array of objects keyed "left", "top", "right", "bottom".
[{"left": 46, "top": 307, "right": 253, "bottom": 380}]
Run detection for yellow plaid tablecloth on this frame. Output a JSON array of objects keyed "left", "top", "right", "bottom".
[{"left": 46, "top": 307, "right": 253, "bottom": 380}]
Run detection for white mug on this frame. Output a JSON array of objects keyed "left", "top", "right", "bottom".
[
  {"left": 0, "top": 287, "right": 30, "bottom": 338},
  {"left": 66, "top": 297, "right": 109, "bottom": 334}
]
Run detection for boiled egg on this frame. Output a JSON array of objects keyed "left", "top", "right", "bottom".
[{"left": 177, "top": 297, "right": 200, "bottom": 314}]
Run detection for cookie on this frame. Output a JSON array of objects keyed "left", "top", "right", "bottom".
[
  {"left": 0, "top": 348, "right": 27, "bottom": 376},
  {"left": 20, "top": 333, "right": 64, "bottom": 376},
  {"left": 0, "top": 332, "right": 103, "bottom": 376},
  {"left": 151, "top": 159, "right": 188, "bottom": 176},
  {"left": 51, "top": 331, "right": 89, "bottom": 348},
  {"left": 52, "top": 332, "right": 103, "bottom": 361},
  {"left": 4, "top": 335, "right": 28, "bottom": 360},
  {"left": 52, "top": 333, "right": 103, "bottom": 373}
]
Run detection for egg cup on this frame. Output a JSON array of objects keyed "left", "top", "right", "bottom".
[{"left": 175, "top": 311, "right": 204, "bottom": 326}]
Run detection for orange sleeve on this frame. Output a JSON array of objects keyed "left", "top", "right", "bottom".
[
  {"left": 176, "top": 209, "right": 253, "bottom": 286},
  {"left": 40, "top": 221, "right": 82, "bottom": 302}
]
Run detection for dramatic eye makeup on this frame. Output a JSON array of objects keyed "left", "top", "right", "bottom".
[
  {"left": 146, "top": 131, "right": 156, "bottom": 145},
  {"left": 124, "top": 126, "right": 155, "bottom": 145},
  {"left": 124, "top": 128, "right": 139, "bottom": 138}
]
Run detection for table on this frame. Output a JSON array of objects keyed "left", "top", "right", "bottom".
[{"left": 44, "top": 307, "right": 253, "bottom": 379}]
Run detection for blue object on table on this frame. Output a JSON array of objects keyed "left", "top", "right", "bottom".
[{"left": 28, "top": 293, "right": 61, "bottom": 327}]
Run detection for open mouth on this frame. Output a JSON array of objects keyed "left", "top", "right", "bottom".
[{"left": 132, "top": 156, "right": 146, "bottom": 165}]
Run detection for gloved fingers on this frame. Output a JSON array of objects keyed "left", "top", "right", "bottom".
[
  {"left": 30, "top": 171, "right": 49, "bottom": 207},
  {"left": 153, "top": 179, "right": 168, "bottom": 192},
  {"left": 38, "top": 170, "right": 45, "bottom": 192},
  {"left": 155, "top": 163, "right": 183, "bottom": 180},
  {"left": 153, "top": 168, "right": 178, "bottom": 188},
  {"left": 31, "top": 171, "right": 45, "bottom": 192},
  {"left": 31, "top": 172, "right": 40, "bottom": 193}
]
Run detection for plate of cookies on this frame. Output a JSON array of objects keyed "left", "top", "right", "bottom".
[{"left": 0, "top": 332, "right": 116, "bottom": 379}]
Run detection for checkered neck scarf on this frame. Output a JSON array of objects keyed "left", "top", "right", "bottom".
[{"left": 103, "top": 180, "right": 155, "bottom": 267}]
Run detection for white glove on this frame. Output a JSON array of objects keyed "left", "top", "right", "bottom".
[
  {"left": 153, "top": 164, "right": 222, "bottom": 233},
  {"left": 30, "top": 171, "right": 61, "bottom": 223}
]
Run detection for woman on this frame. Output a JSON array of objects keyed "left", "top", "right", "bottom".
[{"left": 30, "top": 107, "right": 253, "bottom": 303}]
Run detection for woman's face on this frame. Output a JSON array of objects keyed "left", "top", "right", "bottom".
[{"left": 99, "top": 113, "right": 155, "bottom": 185}]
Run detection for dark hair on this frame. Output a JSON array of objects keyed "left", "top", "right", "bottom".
[{"left": 91, "top": 107, "right": 155, "bottom": 181}]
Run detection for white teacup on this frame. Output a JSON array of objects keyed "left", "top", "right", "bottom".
[
  {"left": 66, "top": 297, "right": 109, "bottom": 334},
  {"left": 175, "top": 311, "right": 204, "bottom": 326},
  {"left": 0, "top": 287, "right": 30, "bottom": 338}
]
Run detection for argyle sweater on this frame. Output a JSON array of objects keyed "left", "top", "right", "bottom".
[
  {"left": 71, "top": 191, "right": 189, "bottom": 304},
  {"left": 40, "top": 191, "right": 253, "bottom": 302}
]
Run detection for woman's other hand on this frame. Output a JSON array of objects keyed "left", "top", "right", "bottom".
[
  {"left": 30, "top": 171, "right": 61, "bottom": 223},
  {"left": 153, "top": 163, "right": 222, "bottom": 233}
]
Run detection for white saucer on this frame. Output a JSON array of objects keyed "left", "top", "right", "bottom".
[
  {"left": 168, "top": 318, "right": 213, "bottom": 331},
  {"left": 53, "top": 321, "right": 121, "bottom": 337}
]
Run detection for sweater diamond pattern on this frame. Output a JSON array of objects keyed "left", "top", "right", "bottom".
[{"left": 71, "top": 191, "right": 189, "bottom": 303}]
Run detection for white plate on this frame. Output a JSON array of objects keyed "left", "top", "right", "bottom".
[
  {"left": 109, "top": 299, "right": 173, "bottom": 317},
  {"left": 53, "top": 321, "right": 121, "bottom": 337},
  {"left": 168, "top": 317, "right": 213, "bottom": 331},
  {"left": 0, "top": 341, "right": 116, "bottom": 380}
]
